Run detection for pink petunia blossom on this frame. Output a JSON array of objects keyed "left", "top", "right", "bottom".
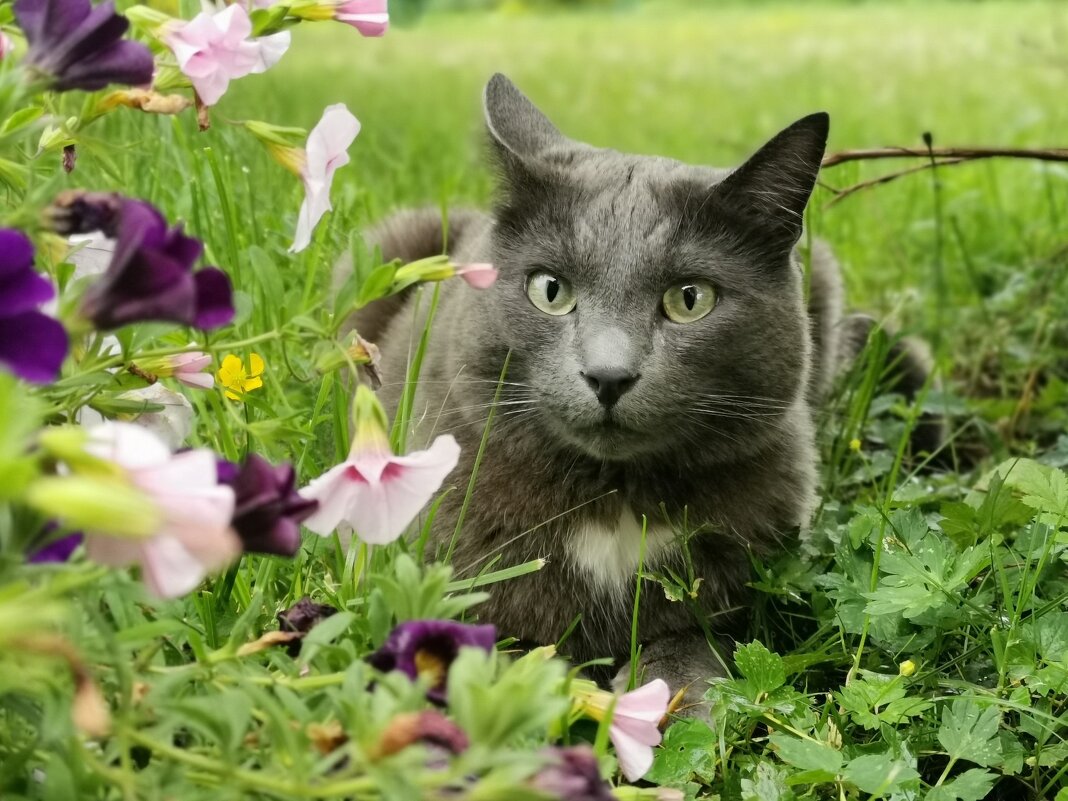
[
  {"left": 289, "top": 103, "right": 360, "bottom": 253},
  {"left": 609, "top": 679, "right": 670, "bottom": 782},
  {"left": 456, "top": 262, "right": 499, "bottom": 289},
  {"left": 334, "top": 0, "right": 388, "bottom": 37},
  {"left": 165, "top": 5, "right": 290, "bottom": 106},
  {"left": 82, "top": 422, "right": 239, "bottom": 598},
  {"left": 169, "top": 352, "right": 214, "bottom": 389},
  {"left": 298, "top": 386, "right": 459, "bottom": 544}
]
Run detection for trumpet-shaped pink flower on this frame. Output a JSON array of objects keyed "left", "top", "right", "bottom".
[
  {"left": 168, "top": 352, "right": 214, "bottom": 389},
  {"left": 456, "top": 262, "right": 498, "bottom": 289},
  {"left": 299, "top": 386, "right": 459, "bottom": 544},
  {"left": 165, "top": 4, "right": 290, "bottom": 106},
  {"left": 82, "top": 422, "right": 239, "bottom": 598},
  {"left": 334, "top": 0, "right": 388, "bottom": 37},
  {"left": 609, "top": 679, "right": 670, "bottom": 782},
  {"left": 290, "top": 104, "right": 360, "bottom": 253}
]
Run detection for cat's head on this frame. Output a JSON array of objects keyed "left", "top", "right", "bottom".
[{"left": 470, "top": 73, "right": 828, "bottom": 464}]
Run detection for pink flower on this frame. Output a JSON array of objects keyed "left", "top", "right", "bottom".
[
  {"left": 170, "top": 352, "right": 214, "bottom": 389},
  {"left": 456, "top": 262, "right": 498, "bottom": 289},
  {"left": 299, "top": 386, "right": 460, "bottom": 544},
  {"left": 334, "top": 0, "right": 388, "bottom": 36},
  {"left": 82, "top": 422, "right": 239, "bottom": 598},
  {"left": 0, "top": 32, "right": 12, "bottom": 60},
  {"left": 290, "top": 103, "right": 360, "bottom": 253},
  {"left": 610, "top": 679, "right": 670, "bottom": 782},
  {"left": 165, "top": 5, "right": 290, "bottom": 106}
]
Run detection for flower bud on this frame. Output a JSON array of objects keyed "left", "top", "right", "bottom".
[{"left": 25, "top": 476, "right": 161, "bottom": 537}]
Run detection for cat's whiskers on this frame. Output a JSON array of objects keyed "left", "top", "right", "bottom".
[{"left": 428, "top": 406, "right": 539, "bottom": 438}]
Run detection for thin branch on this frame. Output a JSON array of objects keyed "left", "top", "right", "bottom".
[
  {"left": 817, "top": 145, "right": 1068, "bottom": 207},
  {"left": 821, "top": 158, "right": 970, "bottom": 207},
  {"left": 821, "top": 146, "right": 1068, "bottom": 168}
]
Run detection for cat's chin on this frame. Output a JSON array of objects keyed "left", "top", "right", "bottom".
[{"left": 553, "top": 419, "right": 656, "bottom": 462}]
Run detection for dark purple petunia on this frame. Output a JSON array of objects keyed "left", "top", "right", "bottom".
[
  {"left": 278, "top": 596, "right": 338, "bottom": 657},
  {"left": 530, "top": 747, "right": 616, "bottom": 801},
  {"left": 47, "top": 190, "right": 125, "bottom": 236},
  {"left": 0, "top": 229, "right": 68, "bottom": 383},
  {"left": 28, "top": 532, "right": 84, "bottom": 563},
  {"left": 79, "top": 200, "right": 234, "bottom": 331},
  {"left": 218, "top": 455, "right": 318, "bottom": 557},
  {"left": 368, "top": 620, "right": 497, "bottom": 705},
  {"left": 15, "top": 0, "right": 154, "bottom": 92}
]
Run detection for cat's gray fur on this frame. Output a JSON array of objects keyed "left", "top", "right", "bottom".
[{"left": 353, "top": 74, "right": 927, "bottom": 699}]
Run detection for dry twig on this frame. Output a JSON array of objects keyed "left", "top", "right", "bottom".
[{"left": 818, "top": 145, "right": 1068, "bottom": 207}]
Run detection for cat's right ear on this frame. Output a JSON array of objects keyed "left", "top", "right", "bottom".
[{"left": 483, "top": 74, "right": 568, "bottom": 168}]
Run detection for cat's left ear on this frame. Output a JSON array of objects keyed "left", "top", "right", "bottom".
[
  {"left": 714, "top": 112, "right": 829, "bottom": 245},
  {"left": 483, "top": 73, "right": 570, "bottom": 161}
]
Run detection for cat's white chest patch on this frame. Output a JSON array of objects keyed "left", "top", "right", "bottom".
[{"left": 567, "top": 505, "right": 676, "bottom": 590}]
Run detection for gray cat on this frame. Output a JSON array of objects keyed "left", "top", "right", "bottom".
[{"left": 352, "top": 74, "right": 927, "bottom": 701}]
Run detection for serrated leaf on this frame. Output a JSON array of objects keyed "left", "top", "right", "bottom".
[
  {"left": 734, "top": 641, "right": 785, "bottom": 697},
  {"left": 646, "top": 718, "right": 717, "bottom": 787},
  {"left": 741, "top": 761, "right": 791, "bottom": 801},
  {"left": 926, "top": 768, "right": 996, "bottom": 801},
  {"left": 769, "top": 733, "right": 842, "bottom": 774},
  {"left": 938, "top": 699, "right": 1002, "bottom": 767},
  {"left": 843, "top": 751, "right": 920, "bottom": 796}
]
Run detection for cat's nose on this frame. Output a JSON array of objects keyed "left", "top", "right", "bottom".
[{"left": 581, "top": 368, "right": 639, "bottom": 408}]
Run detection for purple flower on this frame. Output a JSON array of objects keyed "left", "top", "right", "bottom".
[
  {"left": 28, "top": 532, "right": 84, "bottom": 563},
  {"left": 47, "top": 190, "right": 124, "bottom": 236},
  {"left": 530, "top": 747, "right": 616, "bottom": 801},
  {"left": 218, "top": 455, "right": 318, "bottom": 557},
  {"left": 0, "top": 229, "right": 68, "bottom": 383},
  {"left": 277, "top": 596, "right": 337, "bottom": 656},
  {"left": 79, "top": 200, "right": 234, "bottom": 331},
  {"left": 368, "top": 620, "right": 496, "bottom": 704},
  {"left": 14, "top": 0, "right": 154, "bottom": 92}
]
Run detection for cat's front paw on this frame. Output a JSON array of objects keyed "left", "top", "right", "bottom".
[{"left": 612, "top": 635, "right": 729, "bottom": 720}]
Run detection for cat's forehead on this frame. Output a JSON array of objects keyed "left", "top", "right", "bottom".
[{"left": 563, "top": 151, "right": 715, "bottom": 261}]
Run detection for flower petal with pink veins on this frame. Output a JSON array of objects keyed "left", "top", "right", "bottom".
[
  {"left": 608, "top": 678, "right": 670, "bottom": 781},
  {"left": 290, "top": 104, "right": 360, "bottom": 253},
  {"left": 350, "top": 435, "right": 460, "bottom": 544},
  {"left": 299, "top": 462, "right": 356, "bottom": 535},
  {"left": 250, "top": 31, "right": 290, "bottom": 73},
  {"left": 139, "top": 535, "right": 212, "bottom": 598}
]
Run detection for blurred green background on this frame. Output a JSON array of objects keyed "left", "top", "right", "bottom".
[{"left": 217, "top": 0, "right": 1068, "bottom": 328}]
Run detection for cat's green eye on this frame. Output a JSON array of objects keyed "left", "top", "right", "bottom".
[
  {"left": 526, "top": 271, "right": 577, "bottom": 316},
  {"left": 662, "top": 280, "right": 716, "bottom": 323}
]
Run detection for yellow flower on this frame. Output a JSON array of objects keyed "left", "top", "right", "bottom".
[
  {"left": 849, "top": 437, "right": 862, "bottom": 452},
  {"left": 217, "top": 354, "right": 264, "bottom": 401},
  {"left": 899, "top": 659, "right": 917, "bottom": 677}
]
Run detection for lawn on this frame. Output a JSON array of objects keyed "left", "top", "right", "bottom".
[{"left": 3, "top": 1, "right": 1068, "bottom": 799}]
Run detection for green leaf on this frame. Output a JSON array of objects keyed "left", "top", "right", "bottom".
[
  {"left": 355, "top": 263, "right": 399, "bottom": 307},
  {"left": 646, "top": 718, "right": 717, "bottom": 787},
  {"left": 734, "top": 640, "right": 786, "bottom": 697},
  {"left": 843, "top": 752, "right": 920, "bottom": 796},
  {"left": 938, "top": 699, "right": 1002, "bottom": 767},
  {"left": 741, "top": 761, "right": 792, "bottom": 801},
  {"left": 769, "top": 733, "right": 842, "bottom": 775},
  {"left": 0, "top": 106, "right": 44, "bottom": 137},
  {"left": 926, "top": 768, "right": 997, "bottom": 801},
  {"left": 996, "top": 457, "right": 1068, "bottom": 525}
]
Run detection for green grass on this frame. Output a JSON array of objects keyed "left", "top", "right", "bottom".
[{"left": 4, "top": 2, "right": 1068, "bottom": 799}]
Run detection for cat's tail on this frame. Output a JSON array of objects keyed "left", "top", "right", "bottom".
[
  {"left": 367, "top": 207, "right": 483, "bottom": 264},
  {"left": 835, "top": 313, "right": 946, "bottom": 463},
  {"left": 337, "top": 207, "right": 482, "bottom": 341}
]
